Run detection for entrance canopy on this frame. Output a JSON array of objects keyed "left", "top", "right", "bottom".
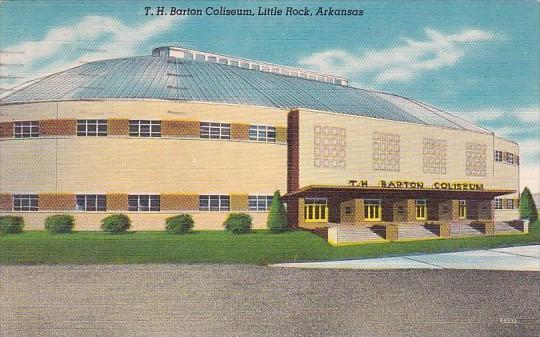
[{"left": 284, "top": 185, "right": 515, "bottom": 200}]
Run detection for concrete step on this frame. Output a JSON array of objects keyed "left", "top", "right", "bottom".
[
  {"left": 333, "top": 227, "right": 386, "bottom": 243},
  {"left": 398, "top": 225, "right": 439, "bottom": 239},
  {"left": 495, "top": 222, "right": 522, "bottom": 233},
  {"left": 451, "top": 224, "right": 484, "bottom": 236}
]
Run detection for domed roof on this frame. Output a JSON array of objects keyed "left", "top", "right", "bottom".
[{"left": 0, "top": 50, "right": 486, "bottom": 133}]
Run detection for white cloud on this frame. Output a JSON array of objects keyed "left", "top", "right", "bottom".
[
  {"left": 1, "top": 15, "right": 178, "bottom": 88},
  {"left": 298, "top": 28, "right": 494, "bottom": 84},
  {"left": 454, "top": 106, "right": 539, "bottom": 139}
]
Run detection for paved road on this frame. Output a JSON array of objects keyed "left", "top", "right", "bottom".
[
  {"left": 1, "top": 264, "right": 538, "bottom": 337},
  {"left": 274, "top": 245, "right": 540, "bottom": 271}
]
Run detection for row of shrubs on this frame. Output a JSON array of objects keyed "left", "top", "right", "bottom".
[
  {"left": 0, "top": 212, "right": 281, "bottom": 235},
  {"left": 0, "top": 191, "right": 288, "bottom": 235}
]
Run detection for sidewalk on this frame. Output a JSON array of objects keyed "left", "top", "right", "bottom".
[{"left": 272, "top": 245, "right": 540, "bottom": 271}]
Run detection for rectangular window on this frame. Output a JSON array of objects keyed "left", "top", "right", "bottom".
[
  {"left": 494, "top": 150, "right": 503, "bottom": 162},
  {"left": 129, "top": 120, "right": 161, "bottom": 137},
  {"left": 249, "top": 125, "right": 276, "bottom": 142},
  {"left": 128, "top": 195, "right": 160, "bottom": 211},
  {"left": 248, "top": 195, "right": 273, "bottom": 211},
  {"left": 14, "top": 121, "right": 39, "bottom": 138},
  {"left": 506, "top": 199, "right": 514, "bottom": 209},
  {"left": 77, "top": 119, "right": 107, "bottom": 136},
  {"left": 459, "top": 200, "right": 467, "bottom": 219},
  {"left": 506, "top": 152, "right": 514, "bottom": 164},
  {"left": 415, "top": 199, "right": 427, "bottom": 220},
  {"left": 199, "top": 195, "right": 230, "bottom": 211},
  {"left": 364, "top": 199, "right": 381, "bottom": 221},
  {"left": 304, "top": 198, "right": 328, "bottom": 223},
  {"left": 13, "top": 194, "right": 38, "bottom": 211},
  {"left": 76, "top": 194, "right": 106, "bottom": 211},
  {"left": 494, "top": 198, "right": 503, "bottom": 210},
  {"left": 200, "top": 122, "right": 230, "bottom": 140}
]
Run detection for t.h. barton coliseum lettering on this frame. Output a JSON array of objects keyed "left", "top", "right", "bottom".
[
  {"left": 348, "top": 180, "right": 485, "bottom": 190},
  {"left": 0, "top": 46, "right": 520, "bottom": 231}
]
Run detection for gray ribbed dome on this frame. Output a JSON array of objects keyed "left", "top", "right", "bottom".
[{"left": 0, "top": 55, "right": 486, "bottom": 133}]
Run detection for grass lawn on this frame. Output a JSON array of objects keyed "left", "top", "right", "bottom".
[{"left": 1, "top": 221, "right": 538, "bottom": 265}]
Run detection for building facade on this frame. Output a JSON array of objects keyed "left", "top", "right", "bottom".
[{"left": 0, "top": 46, "right": 520, "bottom": 230}]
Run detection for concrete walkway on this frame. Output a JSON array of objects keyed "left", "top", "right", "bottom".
[{"left": 273, "top": 245, "right": 540, "bottom": 271}]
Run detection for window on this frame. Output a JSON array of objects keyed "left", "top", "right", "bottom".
[
  {"left": 459, "top": 200, "right": 467, "bottom": 219},
  {"left": 364, "top": 199, "right": 381, "bottom": 221},
  {"left": 13, "top": 194, "right": 38, "bottom": 211},
  {"left": 494, "top": 150, "right": 503, "bottom": 162},
  {"left": 415, "top": 199, "right": 427, "bottom": 220},
  {"left": 494, "top": 198, "right": 503, "bottom": 209},
  {"left": 129, "top": 120, "right": 161, "bottom": 137},
  {"left": 506, "top": 199, "right": 514, "bottom": 209},
  {"left": 199, "top": 195, "right": 230, "bottom": 211},
  {"left": 76, "top": 194, "right": 106, "bottom": 211},
  {"left": 128, "top": 195, "right": 160, "bottom": 211},
  {"left": 77, "top": 119, "right": 107, "bottom": 136},
  {"left": 249, "top": 125, "right": 276, "bottom": 142},
  {"left": 14, "top": 121, "right": 39, "bottom": 138},
  {"left": 506, "top": 152, "right": 514, "bottom": 164},
  {"left": 248, "top": 195, "right": 273, "bottom": 211},
  {"left": 200, "top": 122, "right": 230, "bottom": 139},
  {"left": 304, "top": 198, "right": 328, "bottom": 223}
]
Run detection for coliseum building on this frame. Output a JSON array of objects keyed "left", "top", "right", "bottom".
[{"left": 0, "top": 46, "right": 520, "bottom": 234}]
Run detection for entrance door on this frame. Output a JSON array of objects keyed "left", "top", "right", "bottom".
[{"left": 304, "top": 198, "right": 328, "bottom": 223}]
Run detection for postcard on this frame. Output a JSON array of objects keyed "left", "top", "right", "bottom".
[{"left": 0, "top": 1, "right": 538, "bottom": 336}]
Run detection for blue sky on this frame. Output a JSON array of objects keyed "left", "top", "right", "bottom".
[{"left": 1, "top": 0, "right": 538, "bottom": 191}]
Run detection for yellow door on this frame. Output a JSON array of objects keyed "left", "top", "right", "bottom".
[
  {"left": 459, "top": 200, "right": 467, "bottom": 219},
  {"left": 304, "top": 199, "right": 328, "bottom": 223},
  {"left": 415, "top": 199, "right": 427, "bottom": 220},
  {"left": 364, "top": 199, "right": 382, "bottom": 221}
]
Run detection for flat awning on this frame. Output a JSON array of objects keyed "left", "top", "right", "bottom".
[{"left": 283, "top": 185, "right": 516, "bottom": 200}]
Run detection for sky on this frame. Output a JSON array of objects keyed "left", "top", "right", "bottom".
[{"left": 1, "top": 0, "right": 538, "bottom": 192}]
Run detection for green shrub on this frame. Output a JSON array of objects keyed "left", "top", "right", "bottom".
[
  {"left": 44, "top": 214, "right": 75, "bottom": 233},
  {"left": 520, "top": 187, "right": 538, "bottom": 222},
  {"left": 166, "top": 214, "right": 194, "bottom": 234},
  {"left": 0, "top": 216, "right": 24, "bottom": 234},
  {"left": 101, "top": 214, "right": 131, "bottom": 234},
  {"left": 267, "top": 190, "right": 288, "bottom": 233},
  {"left": 223, "top": 213, "right": 252, "bottom": 234}
]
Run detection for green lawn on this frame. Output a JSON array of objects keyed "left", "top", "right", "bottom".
[{"left": 1, "top": 221, "right": 538, "bottom": 265}]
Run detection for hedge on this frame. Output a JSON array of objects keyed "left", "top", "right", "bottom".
[{"left": 0, "top": 216, "right": 24, "bottom": 234}]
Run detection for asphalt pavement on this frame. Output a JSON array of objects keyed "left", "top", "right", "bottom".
[{"left": 1, "top": 263, "right": 538, "bottom": 337}]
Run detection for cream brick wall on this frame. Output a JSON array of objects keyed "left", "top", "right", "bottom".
[
  {"left": 296, "top": 108, "right": 520, "bottom": 221},
  {"left": 297, "top": 108, "right": 518, "bottom": 190},
  {"left": 0, "top": 100, "right": 288, "bottom": 126},
  {"left": 0, "top": 100, "right": 287, "bottom": 195},
  {"left": 0, "top": 211, "right": 270, "bottom": 230},
  {"left": 0, "top": 100, "right": 287, "bottom": 230}
]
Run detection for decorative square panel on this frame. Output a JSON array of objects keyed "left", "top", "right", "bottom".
[
  {"left": 314, "top": 125, "right": 346, "bottom": 169},
  {"left": 423, "top": 138, "right": 447, "bottom": 175},
  {"left": 372, "top": 132, "right": 400, "bottom": 172},
  {"left": 465, "top": 142, "right": 486, "bottom": 176}
]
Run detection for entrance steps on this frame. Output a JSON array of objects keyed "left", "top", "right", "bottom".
[
  {"left": 324, "top": 220, "right": 527, "bottom": 245},
  {"left": 398, "top": 225, "right": 440, "bottom": 240},
  {"left": 495, "top": 221, "right": 524, "bottom": 233},
  {"left": 450, "top": 222, "right": 484, "bottom": 236},
  {"left": 328, "top": 226, "right": 385, "bottom": 245}
]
